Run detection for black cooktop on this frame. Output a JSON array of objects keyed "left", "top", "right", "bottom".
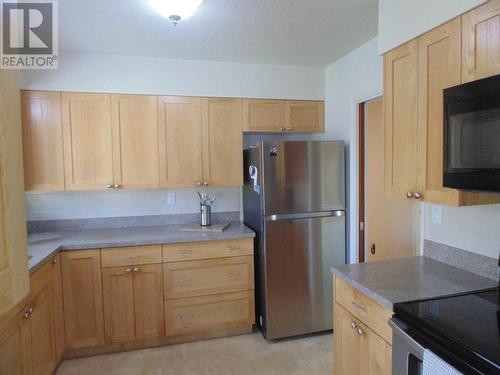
[{"left": 394, "top": 288, "right": 500, "bottom": 375}]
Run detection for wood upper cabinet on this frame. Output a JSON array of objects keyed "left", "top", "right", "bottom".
[
  {"left": 285, "top": 100, "right": 325, "bottom": 132},
  {"left": 111, "top": 95, "right": 160, "bottom": 189},
  {"left": 102, "top": 261, "right": 164, "bottom": 344},
  {"left": 157, "top": 96, "right": 203, "bottom": 187},
  {"left": 417, "top": 18, "right": 463, "bottom": 205},
  {"left": 242, "top": 99, "right": 286, "bottom": 132},
  {"left": 202, "top": 98, "right": 243, "bottom": 186},
  {"left": 462, "top": 0, "right": 500, "bottom": 82},
  {"left": 384, "top": 40, "right": 419, "bottom": 200},
  {"left": 61, "top": 250, "right": 104, "bottom": 349},
  {"left": 0, "top": 70, "right": 29, "bottom": 316},
  {"left": 62, "top": 93, "right": 114, "bottom": 190},
  {"left": 102, "top": 266, "right": 135, "bottom": 344},
  {"left": 21, "top": 91, "right": 65, "bottom": 191}
]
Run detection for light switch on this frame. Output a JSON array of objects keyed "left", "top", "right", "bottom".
[
  {"left": 167, "top": 192, "right": 176, "bottom": 205},
  {"left": 431, "top": 204, "right": 442, "bottom": 225}
]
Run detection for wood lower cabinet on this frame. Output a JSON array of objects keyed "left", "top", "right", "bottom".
[
  {"left": 334, "top": 277, "right": 392, "bottom": 375},
  {"left": 102, "top": 263, "right": 164, "bottom": 344},
  {"left": 462, "top": 0, "right": 500, "bottom": 82},
  {"left": 0, "top": 303, "right": 30, "bottom": 375},
  {"left": 166, "top": 291, "right": 254, "bottom": 336},
  {"left": 51, "top": 255, "right": 65, "bottom": 361},
  {"left": 61, "top": 250, "right": 104, "bottom": 349}
]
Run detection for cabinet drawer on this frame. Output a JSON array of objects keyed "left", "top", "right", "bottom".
[
  {"left": 30, "top": 255, "right": 55, "bottom": 296},
  {"left": 101, "top": 245, "right": 162, "bottom": 267},
  {"left": 164, "top": 256, "right": 254, "bottom": 299},
  {"left": 162, "top": 238, "right": 253, "bottom": 262},
  {"left": 165, "top": 291, "right": 255, "bottom": 336},
  {"left": 335, "top": 277, "right": 392, "bottom": 344}
]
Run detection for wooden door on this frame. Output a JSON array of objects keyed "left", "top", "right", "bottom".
[
  {"left": 242, "top": 99, "right": 285, "bottom": 132},
  {"left": 0, "top": 306, "right": 30, "bottom": 375},
  {"left": 384, "top": 40, "right": 419, "bottom": 200},
  {"left": 366, "top": 99, "right": 415, "bottom": 262},
  {"left": 157, "top": 96, "right": 203, "bottom": 187},
  {"left": 111, "top": 95, "right": 159, "bottom": 189},
  {"left": 334, "top": 304, "right": 363, "bottom": 375},
  {"left": 0, "top": 70, "right": 30, "bottom": 316},
  {"left": 61, "top": 250, "right": 104, "bottom": 349},
  {"left": 417, "top": 18, "right": 462, "bottom": 205},
  {"left": 285, "top": 100, "right": 325, "bottom": 132},
  {"left": 133, "top": 264, "right": 165, "bottom": 340},
  {"left": 463, "top": 0, "right": 500, "bottom": 82},
  {"left": 29, "top": 284, "right": 57, "bottom": 375},
  {"left": 202, "top": 98, "right": 243, "bottom": 186},
  {"left": 62, "top": 93, "right": 114, "bottom": 190},
  {"left": 50, "top": 255, "right": 65, "bottom": 361},
  {"left": 102, "top": 266, "right": 135, "bottom": 344},
  {"left": 21, "top": 91, "right": 65, "bottom": 191}
]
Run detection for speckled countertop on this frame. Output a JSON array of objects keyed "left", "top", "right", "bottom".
[
  {"left": 28, "top": 222, "right": 255, "bottom": 273},
  {"left": 331, "top": 256, "right": 497, "bottom": 310}
]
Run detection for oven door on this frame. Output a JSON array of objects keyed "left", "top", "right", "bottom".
[{"left": 389, "top": 318, "right": 424, "bottom": 375}]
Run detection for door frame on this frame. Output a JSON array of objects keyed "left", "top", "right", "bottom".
[{"left": 358, "top": 102, "right": 366, "bottom": 263}]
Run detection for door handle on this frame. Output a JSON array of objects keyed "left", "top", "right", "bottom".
[{"left": 370, "top": 243, "right": 376, "bottom": 255}]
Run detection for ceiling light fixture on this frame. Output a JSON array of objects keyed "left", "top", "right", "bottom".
[{"left": 148, "top": 0, "right": 204, "bottom": 26}]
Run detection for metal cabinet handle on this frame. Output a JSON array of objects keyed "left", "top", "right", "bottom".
[
  {"left": 406, "top": 192, "right": 414, "bottom": 199},
  {"left": 22, "top": 307, "right": 33, "bottom": 320},
  {"left": 52, "top": 258, "right": 57, "bottom": 264},
  {"left": 178, "top": 277, "right": 193, "bottom": 284},
  {"left": 351, "top": 322, "right": 358, "bottom": 329},
  {"left": 133, "top": 267, "right": 139, "bottom": 273},
  {"left": 357, "top": 328, "right": 365, "bottom": 336},
  {"left": 203, "top": 182, "right": 208, "bottom": 186},
  {"left": 286, "top": 127, "right": 292, "bottom": 131},
  {"left": 228, "top": 246, "right": 241, "bottom": 251},
  {"left": 351, "top": 301, "right": 368, "bottom": 313},
  {"left": 280, "top": 127, "right": 285, "bottom": 132},
  {"left": 113, "top": 184, "right": 121, "bottom": 189},
  {"left": 197, "top": 182, "right": 202, "bottom": 186},
  {"left": 227, "top": 271, "right": 241, "bottom": 280},
  {"left": 107, "top": 184, "right": 113, "bottom": 189},
  {"left": 414, "top": 192, "right": 422, "bottom": 199},
  {"left": 176, "top": 249, "right": 192, "bottom": 255},
  {"left": 126, "top": 267, "right": 132, "bottom": 273}
]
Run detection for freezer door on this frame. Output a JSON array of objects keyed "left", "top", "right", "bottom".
[
  {"left": 263, "top": 214, "right": 345, "bottom": 340},
  {"left": 263, "top": 141, "right": 345, "bottom": 215}
]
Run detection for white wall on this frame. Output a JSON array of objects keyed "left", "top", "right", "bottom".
[
  {"left": 424, "top": 203, "right": 500, "bottom": 259},
  {"left": 379, "top": 0, "right": 487, "bottom": 54},
  {"left": 22, "top": 52, "right": 325, "bottom": 221},
  {"left": 324, "top": 37, "right": 383, "bottom": 263},
  {"left": 21, "top": 52, "right": 324, "bottom": 99}
]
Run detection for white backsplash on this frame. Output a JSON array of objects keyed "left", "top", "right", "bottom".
[{"left": 25, "top": 187, "right": 241, "bottom": 221}]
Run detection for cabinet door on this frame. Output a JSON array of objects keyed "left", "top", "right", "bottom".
[
  {"left": 0, "top": 307, "right": 30, "bottom": 375},
  {"left": 111, "top": 95, "right": 159, "bottom": 189},
  {"left": 201, "top": 98, "right": 243, "bottom": 186},
  {"left": 361, "top": 323, "right": 392, "bottom": 375},
  {"left": 157, "top": 96, "right": 203, "bottom": 187},
  {"left": 50, "top": 255, "right": 65, "bottom": 361},
  {"left": 29, "top": 283, "right": 57, "bottom": 375},
  {"left": 463, "top": 0, "right": 500, "bottom": 82},
  {"left": 133, "top": 264, "right": 164, "bottom": 340},
  {"left": 62, "top": 93, "right": 113, "bottom": 190},
  {"left": 417, "top": 18, "right": 462, "bottom": 205},
  {"left": 242, "top": 99, "right": 285, "bottom": 132},
  {"left": 61, "top": 250, "right": 104, "bottom": 349},
  {"left": 102, "top": 266, "right": 135, "bottom": 344},
  {"left": 334, "top": 303, "right": 363, "bottom": 375},
  {"left": 21, "top": 91, "right": 65, "bottom": 191},
  {"left": 285, "top": 100, "right": 325, "bottom": 132},
  {"left": 384, "top": 40, "right": 418, "bottom": 199}
]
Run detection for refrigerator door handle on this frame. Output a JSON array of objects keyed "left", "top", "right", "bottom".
[{"left": 266, "top": 210, "right": 345, "bottom": 221}]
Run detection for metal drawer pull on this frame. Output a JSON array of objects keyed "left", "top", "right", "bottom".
[
  {"left": 228, "top": 271, "right": 242, "bottom": 280},
  {"left": 357, "top": 328, "right": 365, "bottom": 336},
  {"left": 180, "top": 314, "right": 194, "bottom": 324},
  {"left": 178, "top": 277, "right": 193, "bottom": 284},
  {"left": 126, "top": 267, "right": 132, "bottom": 273},
  {"left": 133, "top": 267, "right": 140, "bottom": 272},
  {"left": 351, "top": 301, "right": 367, "bottom": 313},
  {"left": 228, "top": 246, "right": 241, "bottom": 251},
  {"left": 351, "top": 322, "right": 358, "bottom": 329},
  {"left": 176, "top": 249, "right": 192, "bottom": 255}
]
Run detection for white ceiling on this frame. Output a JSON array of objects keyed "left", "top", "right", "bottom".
[{"left": 59, "top": 0, "right": 378, "bottom": 67}]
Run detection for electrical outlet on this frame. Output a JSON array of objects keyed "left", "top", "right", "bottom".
[
  {"left": 431, "top": 204, "right": 442, "bottom": 225},
  {"left": 167, "top": 192, "right": 176, "bottom": 205}
]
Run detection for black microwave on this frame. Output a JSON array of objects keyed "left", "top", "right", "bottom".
[{"left": 444, "top": 74, "right": 500, "bottom": 192}]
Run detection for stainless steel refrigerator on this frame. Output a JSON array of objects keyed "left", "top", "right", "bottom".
[{"left": 243, "top": 141, "right": 346, "bottom": 340}]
